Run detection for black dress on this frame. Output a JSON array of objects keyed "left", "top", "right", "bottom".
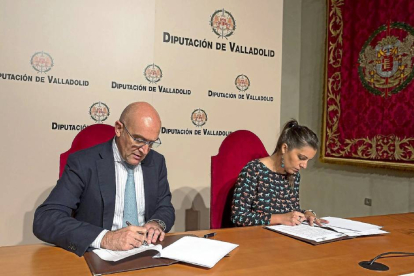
[{"left": 231, "top": 159, "right": 305, "bottom": 226}]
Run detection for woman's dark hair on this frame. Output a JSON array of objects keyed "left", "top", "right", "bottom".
[{"left": 273, "top": 119, "right": 318, "bottom": 154}]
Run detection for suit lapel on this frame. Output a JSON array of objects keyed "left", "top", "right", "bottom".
[
  {"left": 97, "top": 140, "right": 116, "bottom": 230},
  {"left": 142, "top": 150, "right": 155, "bottom": 220}
]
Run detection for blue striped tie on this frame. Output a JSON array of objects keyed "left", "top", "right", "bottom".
[{"left": 123, "top": 166, "right": 138, "bottom": 227}]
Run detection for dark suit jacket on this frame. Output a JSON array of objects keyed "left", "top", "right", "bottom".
[{"left": 33, "top": 139, "right": 175, "bottom": 256}]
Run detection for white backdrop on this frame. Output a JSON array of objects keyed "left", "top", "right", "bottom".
[{"left": 0, "top": 0, "right": 283, "bottom": 246}]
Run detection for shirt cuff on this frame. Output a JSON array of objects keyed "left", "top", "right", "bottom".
[{"left": 90, "top": 229, "right": 109, "bottom": 249}]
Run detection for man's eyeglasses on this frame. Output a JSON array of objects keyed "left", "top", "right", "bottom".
[{"left": 120, "top": 121, "right": 161, "bottom": 148}]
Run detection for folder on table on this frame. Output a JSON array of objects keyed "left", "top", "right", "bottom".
[
  {"left": 84, "top": 234, "right": 187, "bottom": 275},
  {"left": 265, "top": 217, "right": 388, "bottom": 245},
  {"left": 265, "top": 224, "right": 349, "bottom": 245},
  {"left": 84, "top": 234, "right": 238, "bottom": 275}
]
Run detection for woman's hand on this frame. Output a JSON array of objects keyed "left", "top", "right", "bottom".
[
  {"left": 271, "top": 211, "right": 306, "bottom": 226},
  {"left": 304, "top": 211, "right": 329, "bottom": 227}
]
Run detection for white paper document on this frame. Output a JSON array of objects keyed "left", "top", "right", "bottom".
[
  {"left": 93, "top": 244, "right": 162, "bottom": 262},
  {"left": 322, "top": 217, "right": 382, "bottom": 232},
  {"left": 266, "top": 217, "right": 388, "bottom": 243},
  {"left": 93, "top": 236, "right": 238, "bottom": 268},
  {"left": 327, "top": 225, "right": 388, "bottom": 237},
  {"left": 155, "top": 236, "right": 239, "bottom": 268},
  {"left": 266, "top": 224, "right": 346, "bottom": 242}
]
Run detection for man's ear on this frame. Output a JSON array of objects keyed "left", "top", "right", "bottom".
[{"left": 114, "top": 120, "right": 123, "bottom": 137}]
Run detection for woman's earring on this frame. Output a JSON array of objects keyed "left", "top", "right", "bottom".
[{"left": 281, "top": 155, "right": 285, "bottom": 168}]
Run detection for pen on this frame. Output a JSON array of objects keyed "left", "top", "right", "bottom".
[
  {"left": 126, "top": 221, "right": 149, "bottom": 246},
  {"left": 203, "top": 232, "right": 217, "bottom": 238}
]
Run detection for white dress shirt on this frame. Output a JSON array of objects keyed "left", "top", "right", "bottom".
[{"left": 90, "top": 139, "right": 146, "bottom": 248}]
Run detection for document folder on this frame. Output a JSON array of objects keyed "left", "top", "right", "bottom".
[
  {"left": 84, "top": 234, "right": 190, "bottom": 275},
  {"left": 265, "top": 225, "right": 350, "bottom": 245},
  {"left": 265, "top": 217, "right": 387, "bottom": 245}
]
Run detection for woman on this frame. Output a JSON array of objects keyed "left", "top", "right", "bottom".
[{"left": 231, "top": 119, "right": 327, "bottom": 227}]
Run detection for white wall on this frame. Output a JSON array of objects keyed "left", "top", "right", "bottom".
[{"left": 0, "top": 0, "right": 284, "bottom": 246}]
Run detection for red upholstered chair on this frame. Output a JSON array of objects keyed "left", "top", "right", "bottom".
[
  {"left": 59, "top": 124, "right": 115, "bottom": 177},
  {"left": 210, "top": 130, "right": 269, "bottom": 229}
]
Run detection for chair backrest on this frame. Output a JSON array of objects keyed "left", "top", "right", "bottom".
[
  {"left": 210, "top": 130, "right": 268, "bottom": 229},
  {"left": 59, "top": 124, "right": 115, "bottom": 177}
]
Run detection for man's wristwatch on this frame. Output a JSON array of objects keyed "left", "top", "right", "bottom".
[{"left": 147, "top": 219, "right": 166, "bottom": 231}]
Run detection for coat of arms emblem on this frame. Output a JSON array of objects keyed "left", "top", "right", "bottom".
[
  {"left": 210, "top": 9, "right": 236, "bottom": 39},
  {"left": 144, "top": 64, "right": 163, "bottom": 84},
  {"left": 358, "top": 22, "right": 414, "bottom": 97},
  {"left": 191, "top": 109, "right": 207, "bottom": 127}
]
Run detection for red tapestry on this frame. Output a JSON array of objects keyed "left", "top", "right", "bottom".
[{"left": 322, "top": 0, "right": 414, "bottom": 169}]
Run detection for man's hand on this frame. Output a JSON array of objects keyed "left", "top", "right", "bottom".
[
  {"left": 144, "top": 221, "right": 165, "bottom": 245},
  {"left": 101, "top": 226, "right": 147, "bottom": 251}
]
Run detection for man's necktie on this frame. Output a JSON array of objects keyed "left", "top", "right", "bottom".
[{"left": 123, "top": 166, "right": 139, "bottom": 227}]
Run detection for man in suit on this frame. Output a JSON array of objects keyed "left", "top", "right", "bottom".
[{"left": 33, "top": 102, "right": 175, "bottom": 256}]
